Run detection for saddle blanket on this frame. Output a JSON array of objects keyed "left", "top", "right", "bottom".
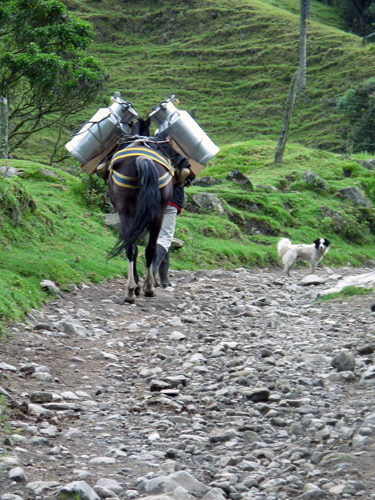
[{"left": 110, "top": 146, "right": 174, "bottom": 189}]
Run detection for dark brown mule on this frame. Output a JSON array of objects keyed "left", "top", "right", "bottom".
[{"left": 107, "top": 118, "right": 173, "bottom": 302}]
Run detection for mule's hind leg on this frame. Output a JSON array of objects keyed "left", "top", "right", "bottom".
[
  {"left": 132, "top": 244, "right": 141, "bottom": 296},
  {"left": 125, "top": 246, "right": 137, "bottom": 303}
]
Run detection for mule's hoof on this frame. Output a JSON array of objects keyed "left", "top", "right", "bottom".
[
  {"left": 125, "top": 295, "right": 135, "bottom": 303},
  {"left": 135, "top": 286, "right": 141, "bottom": 296},
  {"left": 144, "top": 289, "right": 155, "bottom": 297}
]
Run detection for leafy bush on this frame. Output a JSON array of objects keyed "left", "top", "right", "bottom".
[
  {"left": 78, "top": 173, "right": 113, "bottom": 212},
  {"left": 338, "top": 78, "right": 375, "bottom": 153}
]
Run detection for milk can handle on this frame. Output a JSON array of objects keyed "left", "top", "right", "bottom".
[{"left": 167, "top": 110, "right": 180, "bottom": 125}]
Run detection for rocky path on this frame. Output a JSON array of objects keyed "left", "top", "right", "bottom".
[{"left": 1, "top": 266, "right": 375, "bottom": 500}]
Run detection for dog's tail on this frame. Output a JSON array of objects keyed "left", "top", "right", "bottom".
[{"left": 277, "top": 238, "right": 292, "bottom": 257}]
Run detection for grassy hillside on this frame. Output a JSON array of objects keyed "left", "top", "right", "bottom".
[
  {"left": 17, "top": 0, "right": 374, "bottom": 164},
  {"left": 0, "top": 162, "right": 121, "bottom": 330},
  {"left": 1, "top": 140, "right": 374, "bottom": 331}
]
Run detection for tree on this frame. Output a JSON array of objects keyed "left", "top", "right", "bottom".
[
  {"left": 338, "top": 78, "right": 375, "bottom": 153},
  {"left": 0, "top": 0, "right": 106, "bottom": 155},
  {"left": 299, "top": 0, "right": 309, "bottom": 90},
  {"left": 274, "top": 69, "right": 301, "bottom": 165}
]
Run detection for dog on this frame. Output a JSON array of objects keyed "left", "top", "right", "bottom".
[{"left": 277, "top": 237, "right": 330, "bottom": 276}]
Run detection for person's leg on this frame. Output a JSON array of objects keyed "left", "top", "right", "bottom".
[{"left": 153, "top": 205, "right": 178, "bottom": 286}]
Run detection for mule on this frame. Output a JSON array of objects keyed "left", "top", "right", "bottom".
[{"left": 107, "top": 118, "right": 174, "bottom": 302}]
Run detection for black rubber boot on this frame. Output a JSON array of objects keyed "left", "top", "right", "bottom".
[
  {"left": 159, "top": 250, "right": 171, "bottom": 288},
  {"left": 153, "top": 244, "right": 167, "bottom": 287}
]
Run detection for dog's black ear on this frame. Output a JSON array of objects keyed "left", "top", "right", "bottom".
[
  {"left": 313, "top": 238, "right": 320, "bottom": 248},
  {"left": 324, "top": 238, "right": 330, "bottom": 247}
]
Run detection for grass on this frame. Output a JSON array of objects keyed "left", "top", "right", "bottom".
[
  {"left": 2, "top": 121, "right": 375, "bottom": 332},
  {"left": 317, "top": 286, "right": 375, "bottom": 302},
  {"left": 0, "top": 160, "right": 123, "bottom": 332},
  {"left": 13, "top": 0, "right": 375, "bottom": 164}
]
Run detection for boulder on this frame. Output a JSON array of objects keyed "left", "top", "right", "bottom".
[
  {"left": 56, "top": 481, "right": 100, "bottom": 500},
  {"left": 192, "top": 177, "right": 222, "bottom": 187},
  {"left": 338, "top": 186, "right": 371, "bottom": 207},
  {"left": 226, "top": 169, "right": 253, "bottom": 189},
  {"left": 192, "top": 193, "right": 225, "bottom": 215},
  {"left": 104, "top": 213, "right": 122, "bottom": 235},
  {"left": 138, "top": 471, "right": 209, "bottom": 498},
  {"left": 302, "top": 169, "right": 328, "bottom": 191},
  {"left": 0, "top": 166, "right": 20, "bottom": 178}
]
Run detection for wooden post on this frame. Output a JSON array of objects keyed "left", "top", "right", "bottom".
[
  {"left": 274, "top": 69, "right": 300, "bottom": 165},
  {"left": 0, "top": 97, "right": 8, "bottom": 159}
]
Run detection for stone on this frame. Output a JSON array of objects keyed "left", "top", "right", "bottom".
[
  {"left": 300, "top": 483, "right": 325, "bottom": 499},
  {"left": 138, "top": 471, "right": 209, "bottom": 498},
  {"left": 302, "top": 169, "right": 328, "bottom": 191},
  {"left": 331, "top": 351, "right": 355, "bottom": 372},
  {"left": 96, "top": 479, "right": 123, "bottom": 494},
  {"left": 192, "top": 193, "right": 225, "bottom": 215},
  {"left": 27, "top": 481, "right": 60, "bottom": 495},
  {"left": 192, "top": 177, "right": 222, "bottom": 187},
  {"left": 31, "top": 371, "right": 53, "bottom": 382},
  {"left": 1, "top": 495, "right": 25, "bottom": 500},
  {"left": 0, "top": 166, "right": 19, "bottom": 178},
  {"left": 226, "top": 170, "right": 253, "bottom": 189},
  {"left": 93, "top": 485, "right": 118, "bottom": 498},
  {"left": 40, "top": 279, "right": 61, "bottom": 295},
  {"left": 320, "top": 270, "right": 375, "bottom": 296},
  {"left": 242, "top": 387, "right": 270, "bottom": 402},
  {"left": 9, "top": 466, "right": 27, "bottom": 483},
  {"left": 0, "top": 362, "right": 17, "bottom": 372},
  {"left": 104, "top": 213, "right": 122, "bottom": 234},
  {"left": 298, "top": 275, "right": 326, "bottom": 286},
  {"left": 338, "top": 186, "right": 371, "bottom": 206},
  {"left": 57, "top": 480, "right": 100, "bottom": 500},
  {"left": 30, "top": 391, "right": 53, "bottom": 403},
  {"left": 0, "top": 457, "right": 23, "bottom": 471},
  {"left": 88, "top": 457, "right": 116, "bottom": 465}
]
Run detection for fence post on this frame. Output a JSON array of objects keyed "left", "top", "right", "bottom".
[{"left": 0, "top": 97, "right": 8, "bottom": 159}]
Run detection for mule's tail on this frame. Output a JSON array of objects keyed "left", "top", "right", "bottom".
[
  {"left": 277, "top": 238, "right": 292, "bottom": 257},
  {"left": 108, "top": 157, "right": 161, "bottom": 259}
]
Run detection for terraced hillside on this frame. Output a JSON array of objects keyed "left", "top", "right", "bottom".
[{"left": 22, "top": 0, "right": 375, "bottom": 164}]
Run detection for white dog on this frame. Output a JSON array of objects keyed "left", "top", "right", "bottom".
[{"left": 277, "top": 237, "right": 330, "bottom": 276}]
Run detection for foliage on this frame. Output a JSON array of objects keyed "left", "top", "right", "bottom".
[
  {"left": 12, "top": 0, "right": 375, "bottom": 164},
  {"left": 0, "top": 0, "right": 106, "bottom": 153},
  {"left": 317, "top": 285, "right": 374, "bottom": 301},
  {"left": 77, "top": 172, "right": 113, "bottom": 212},
  {"left": 332, "top": 0, "right": 375, "bottom": 36},
  {"left": 338, "top": 78, "right": 375, "bottom": 153}
]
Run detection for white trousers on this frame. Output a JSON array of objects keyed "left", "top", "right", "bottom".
[{"left": 157, "top": 204, "right": 178, "bottom": 251}]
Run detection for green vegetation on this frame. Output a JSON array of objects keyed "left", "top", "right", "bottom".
[
  {"left": 317, "top": 286, "right": 375, "bottom": 302},
  {"left": 4, "top": 137, "right": 375, "bottom": 330},
  {"left": 338, "top": 78, "right": 375, "bottom": 153},
  {"left": 0, "top": 161, "right": 122, "bottom": 332},
  {"left": 0, "top": 0, "right": 106, "bottom": 155},
  {"left": 14, "top": 0, "right": 375, "bottom": 163},
  {"left": 1, "top": 1, "right": 375, "bottom": 331}
]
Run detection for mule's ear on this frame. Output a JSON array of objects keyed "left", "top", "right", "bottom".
[
  {"left": 313, "top": 238, "right": 320, "bottom": 248},
  {"left": 145, "top": 117, "right": 152, "bottom": 127}
]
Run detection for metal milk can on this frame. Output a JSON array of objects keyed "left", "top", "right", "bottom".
[
  {"left": 149, "top": 96, "right": 219, "bottom": 165},
  {"left": 65, "top": 95, "right": 138, "bottom": 165}
]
